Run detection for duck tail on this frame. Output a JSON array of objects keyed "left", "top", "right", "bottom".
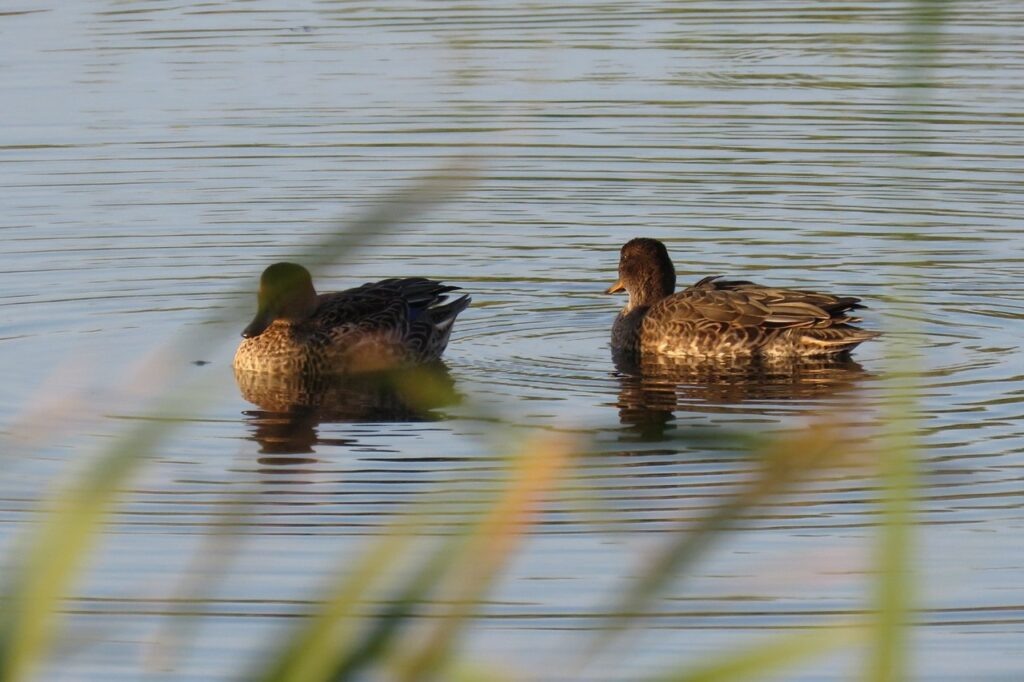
[{"left": 430, "top": 294, "right": 471, "bottom": 333}]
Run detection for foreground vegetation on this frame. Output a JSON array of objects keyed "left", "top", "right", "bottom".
[{"left": 0, "top": 2, "right": 949, "bottom": 679}]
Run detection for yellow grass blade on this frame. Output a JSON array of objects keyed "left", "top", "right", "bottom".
[{"left": 0, "top": 163, "right": 478, "bottom": 682}]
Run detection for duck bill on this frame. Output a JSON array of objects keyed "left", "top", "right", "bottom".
[
  {"left": 605, "top": 279, "right": 625, "bottom": 294},
  {"left": 241, "top": 307, "right": 273, "bottom": 338}
]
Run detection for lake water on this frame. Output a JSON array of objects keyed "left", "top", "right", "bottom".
[{"left": 2, "top": 2, "right": 1022, "bottom": 680}]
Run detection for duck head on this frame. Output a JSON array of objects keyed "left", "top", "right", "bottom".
[
  {"left": 605, "top": 238, "right": 677, "bottom": 310},
  {"left": 242, "top": 262, "right": 319, "bottom": 338}
]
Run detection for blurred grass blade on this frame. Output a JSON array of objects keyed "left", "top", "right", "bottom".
[
  {"left": 863, "top": 1, "right": 949, "bottom": 678},
  {"left": 0, "top": 411, "right": 182, "bottom": 681},
  {"left": 146, "top": 480, "right": 257, "bottom": 671},
  {"left": 869, "top": 394, "right": 914, "bottom": 682},
  {"left": 647, "top": 624, "right": 865, "bottom": 682},
  {"left": 392, "top": 434, "right": 573, "bottom": 680},
  {"left": 255, "top": 524, "right": 422, "bottom": 682},
  {"left": 323, "top": 532, "right": 462, "bottom": 681},
  {"left": 907, "top": 0, "right": 952, "bottom": 54},
  {"left": 438, "top": 660, "right": 518, "bottom": 682},
  {"left": 587, "top": 420, "right": 854, "bottom": 657},
  {"left": 297, "top": 156, "right": 480, "bottom": 273},
  {"left": 0, "top": 163, "right": 478, "bottom": 682},
  {"left": 257, "top": 434, "right": 572, "bottom": 682},
  {"left": 188, "top": 155, "right": 480, "bottom": 351}
]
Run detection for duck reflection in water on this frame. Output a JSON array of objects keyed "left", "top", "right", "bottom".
[
  {"left": 614, "top": 352, "right": 870, "bottom": 441},
  {"left": 235, "top": 363, "right": 459, "bottom": 458}
]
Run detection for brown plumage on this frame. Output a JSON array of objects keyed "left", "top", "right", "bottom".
[
  {"left": 234, "top": 263, "right": 470, "bottom": 374},
  {"left": 607, "top": 238, "right": 878, "bottom": 358}
]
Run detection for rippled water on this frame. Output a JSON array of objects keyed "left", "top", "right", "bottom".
[{"left": 2, "top": 2, "right": 1022, "bottom": 680}]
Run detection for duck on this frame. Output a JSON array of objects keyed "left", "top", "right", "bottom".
[
  {"left": 233, "top": 262, "right": 470, "bottom": 374},
  {"left": 606, "top": 238, "right": 878, "bottom": 358}
]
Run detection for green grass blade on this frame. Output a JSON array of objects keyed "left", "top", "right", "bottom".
[
  {"left": 0, "top": 413, "right": 180, "bottom": 681},
  {"left": 0, "top": 163, "right": 478, "bottom": 682},
  {"left": 864, "top": 1, "right": 950, "bottom": 679},
  {"left": 869, "top": 393, "right": 915, "bottom": 682},
  {"left": 255, "top": 524, "right": 426, "bottom": 682},
  {"left": 585, "top": 421, "right": 855, "bottom": 659},
  {"left": 648, "top": 624, "right": 865, "bottom": 682},
  {"left": 391, "top": 435, "right": 573, "bottom": 681},
  {"left": 254, "top": 435, "right": 571, "bottom": 682},
  {"left": 324, "top": 531, "right": 465, "bottom": 681},
  {"left": 434, "top": 658, "right": 518, "bottom": 682}
]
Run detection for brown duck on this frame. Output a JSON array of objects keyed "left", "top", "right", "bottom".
[
  {"left": 606, "top": 238, "right": 878, "bottom": 358},
  {"left": 234, "top": 263, "right": 470, "bottom": 374}
]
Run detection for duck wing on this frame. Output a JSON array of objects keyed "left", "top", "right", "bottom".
[
  {"left": 638, "top": 276, "right": 873, "bottom": 356},
  {"left": 317, "top": 278, "right": 470, "bottom": 361},
  {"left": 681, "top": 276, "right": 865, "bottom": 329}
]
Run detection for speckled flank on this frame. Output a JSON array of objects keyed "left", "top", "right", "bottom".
[
  {"left": 233, "top": 267, "right": 470, "bottom": 375},
  {"left": 609, "top": 238, "right": 878, "bottom": 359}
]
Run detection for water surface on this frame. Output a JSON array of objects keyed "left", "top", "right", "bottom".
[{"left": 1, "top": 2, "right": 1022, "bottom": 680}]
